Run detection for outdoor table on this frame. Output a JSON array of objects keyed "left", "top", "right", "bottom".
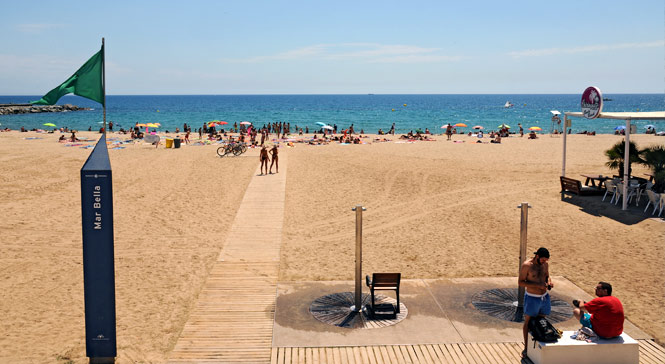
[{"left": 581, "top": 174, "right": 608, "bottom": 189}]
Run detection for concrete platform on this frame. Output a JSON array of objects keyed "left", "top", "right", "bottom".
[{"left": 273, "top": 276, "right": 650, "bottom": 347}]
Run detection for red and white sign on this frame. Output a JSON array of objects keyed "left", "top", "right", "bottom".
[{"left": 581, "top": 86, "right": 603, "bottom": 119}]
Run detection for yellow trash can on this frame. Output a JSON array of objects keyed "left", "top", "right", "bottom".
[{"left": 165, "top": 138, "right": 173, "bottom": 148}]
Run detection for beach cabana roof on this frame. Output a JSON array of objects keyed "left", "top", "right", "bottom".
[{"left": 564, "top": 111, "right": 665, "bottom": 120}]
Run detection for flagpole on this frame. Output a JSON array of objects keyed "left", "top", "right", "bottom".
[{"left": 102, "top": 37, "right": 106, "bottom": 136}]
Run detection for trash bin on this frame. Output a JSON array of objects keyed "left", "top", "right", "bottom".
[
  {"left": 165, "top": 138, "right": 173, "bottom": 148},
  {"left": 174, "top": 138, "right": 181, "bottom": 148}
]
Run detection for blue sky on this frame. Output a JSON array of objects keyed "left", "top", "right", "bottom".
[{"left": 1, "top": 0, "right": 663, "bottom": 94}]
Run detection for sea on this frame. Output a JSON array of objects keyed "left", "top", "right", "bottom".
[{"left": 1, "top": 94, "right": 663, "bottom": 134}]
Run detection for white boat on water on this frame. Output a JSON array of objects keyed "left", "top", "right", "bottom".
[{"left": 504, "top": 101, "right": 514, "bottom": 108}]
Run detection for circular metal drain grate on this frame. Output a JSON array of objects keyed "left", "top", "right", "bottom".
[
  {"left": 310, "top": 292, "right": 408, "bottom": 329},
  {"left": 472, "top": 288, "right": 573, "bottom": 323}
]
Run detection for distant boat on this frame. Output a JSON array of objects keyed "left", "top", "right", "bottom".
[
  {"left": 504, "top": 101, "right": 514, "bottom": 108},
  {"left": 603, "top": 98, "right": 612, "bottom": 101}
]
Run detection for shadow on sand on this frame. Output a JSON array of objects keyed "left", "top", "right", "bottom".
[{"left": 560, "top": 192, "right": 662, "bottom": 225}]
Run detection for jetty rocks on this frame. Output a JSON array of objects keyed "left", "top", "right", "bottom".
[{"left": 0, "top": 103, "right": 90, "bottom": 115}]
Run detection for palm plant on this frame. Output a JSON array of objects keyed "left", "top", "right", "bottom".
[
  {"left": 641, "top": 145, "right": 665, "bottom": 193},
  {"left": 604, "top": 140, "right": 644, "bottom": 180}
]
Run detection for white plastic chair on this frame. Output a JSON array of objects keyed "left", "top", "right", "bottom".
[
  {"left": 603, "top": 180, "right": 617, "bottom": 202},
  {"left": 635, "top": 182, "right": 654, "bottom": 206},
  {"left": 614, "top": 181, "right": 639, "bottom": 206},
  {"left": 644, "top": 190, "right": 660, "bottom": 215},
  {"left": 659, "top": 194, "right": 665, "bottom": 217}
]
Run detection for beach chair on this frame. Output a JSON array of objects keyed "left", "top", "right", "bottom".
[
  {"left": 365, "top": 273, "right": 401, "bottom": 317},
  {"left": 603, "top": 180, "right": 617, "bottom": 202},
  {"left": 644, "top": 190, "right": 660, "bottom": 215},
  {"left": 659, "top": 194, "right": 665, "bottom": 217},
  {"left": 635, "top": 182, "right": 653, "bottom": 206}
]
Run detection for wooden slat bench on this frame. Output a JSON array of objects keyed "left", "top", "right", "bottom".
[{"left": 560, "top": 176, "right": 603, "bottom": 196}]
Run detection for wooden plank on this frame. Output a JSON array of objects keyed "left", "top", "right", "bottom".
[
  {"left": 390, "top": 345, "right": 407, "bottom": 364},
  {"left": 415, "top": 344, "right": 435, "bottom": 364},
  {"left": 385, "top": 345, "right": 399, "bottom": 364},
  {"left": 398, "top": 345, "right": 416, "bottom": 364},
  {"left": 467, "top": 343, "right": 491, "bottom": 364},
  {"left": 325, "top": 347, "right": 335, "bottom": 364},
  {"left": 423, "top": 345, "right": 443, "bottom": 364},
  {"left": 372, "top": 346, "right": 386, "bottom": 364},
  {"left": 449, "top": 344, "right": 471, "bottom": 364},
  {"left": 458, "top": 343, "right": 481, "bottom": 364},
  {"left": 352, "top": 346, "right": 363, "bottom": 364},
  {"left": 430, "top": 344, "right": 453, "bottom": 364},
  {"left": 640, "top": 340, "right": 665, "bottom": 363},
  {"left": 332, "top": 347, "right": 342, "bottom": 364},
  {"left": 405, "top": 344, "right": 422, "bottom": 364}
]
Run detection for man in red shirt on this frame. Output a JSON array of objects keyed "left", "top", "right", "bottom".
[{"left": 572, "top": 282, "right": 624, "bottom": 338}]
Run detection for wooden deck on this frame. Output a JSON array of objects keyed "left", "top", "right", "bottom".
[
  {"left": 168, "top": 156, "right": 287, "bottom": 364},
  {"left": 271, "top": 340, "right": 665, "bottom": 364}
]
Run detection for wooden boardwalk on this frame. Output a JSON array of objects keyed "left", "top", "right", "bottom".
[
  {"left": 271, "top": 340, "right": 665, "bottom": 364},
  {"left": 169, "top": 156, "right": 287, "bottom": 364}
]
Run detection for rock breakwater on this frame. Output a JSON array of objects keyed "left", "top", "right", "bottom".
[{"left": 0, "top": 104, "right": 90, "bottom": 115}]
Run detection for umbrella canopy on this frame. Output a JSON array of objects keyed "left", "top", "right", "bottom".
[
  {"left": 316, "top": 122, "right": 327, "bottom": 126},
  {"left": 208, "top": 120, "right": 228, "bottom": 127},
  {"left": 472, "top": 125, "right": 484, "bottom": 130},
  {"left": 146, "top": 123, "right": 160, "bottom": 128},
  {"left": 529, "top": 126, "right": 542, "bottom": 131},
  {"left": 240, "top": 121, "right": 252, "bottom": 125},
  {"left": 43, "top": 123, "right": 56, "bottom": 127},
  {"left": 644, "top": 124, "right": 655, "bottom": 129},
  {"left": 322, "top": 125, "right": 334, "bottom": 130},
  {"left": 498, "top": 124, "right": 511, "bottom": 129},
  {"left": 454, "top": 123, "right": 468, "bottom": 127},
  {"left": 136, "top": 123, "right": 148, "bottom": 127},
  {"left": 615, "top": 125, "right": 626, "bottom": 130}
]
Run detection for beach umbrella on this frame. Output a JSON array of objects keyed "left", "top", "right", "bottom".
[
  {"left": 498, "top": 124, "right": 511, "bottom": 129},
  {"left": 240, "top": 121, "right": 252, "bottom": 125},
  {"left": 454, "top": 123, "right": 468, "bottom": 128},
  {"left": 146, "top": 123, "right": 160, "bottom": 128},
  {"left": 322, "top": 125, "right": 334, "bottom": 130},
  {"left": 644, "top": 125, "right": 655, "bottom": 129},
  {"left": 316, "top": 122, "right": 327, "bottom": 126},
  {"left": 615, "top": 125, "right": 626, "bottom": 130},
  {"left": 472, "top": 125, "right": 484, "bottom": 130},
  {"left": 136, "top": 123, "right": 148, "bottom": 127},
  {"left": 529, "top": 126, "right": 542, "bottom": 131},
  {"left": 43, "top": 122, "right": 56, "bottom": 127}
]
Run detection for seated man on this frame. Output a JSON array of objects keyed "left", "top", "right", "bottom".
[
  {"left": 490, "top": 134, "right": 501, "bottom": 143},
  {"left": 528, "top": 131, "right": 537, "bottom": 139},
  {"left": 572, "top": 281, "right": 624, "bottom": 338}
]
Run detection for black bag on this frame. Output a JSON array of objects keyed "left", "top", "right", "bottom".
[{"left": 528, "top": 317, "right": 562, "bottom": 346}]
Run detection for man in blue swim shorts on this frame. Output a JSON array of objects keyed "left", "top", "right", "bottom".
[{"left": 518, "top": 247, "right": 554, "bottom": 358}]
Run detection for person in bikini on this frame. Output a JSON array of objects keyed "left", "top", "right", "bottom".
[
  {"left": 259, "top": 146, "right": 270, "bottom": 175},
  {"left": 269, "top": 144, "right": 279, "bottom": 174},
  {"left": 518, "top": 247, "right": 554, "bottom": 358}
]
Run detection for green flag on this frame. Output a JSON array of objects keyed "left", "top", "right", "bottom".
[{"left": 31, "top": 45, "right": 104, "bottom": 106}]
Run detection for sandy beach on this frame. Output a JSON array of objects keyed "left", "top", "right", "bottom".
[{"left": 0, "top": 130, "right": 663, "bottom": 363}]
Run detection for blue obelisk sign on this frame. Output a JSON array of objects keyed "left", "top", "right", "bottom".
[{"left": 80, "top": 134, "right": 117, "bottom": 362}]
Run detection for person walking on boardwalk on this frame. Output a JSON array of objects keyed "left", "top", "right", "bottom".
[
  {"left": 259, "top": 146, "right": 270, "bottom": 175},
  {"left": 269, "top": 144, "right": 279, "bottom": 174},
  {"left": 518, "top": 247, "right": 553, "bottom": 358}
]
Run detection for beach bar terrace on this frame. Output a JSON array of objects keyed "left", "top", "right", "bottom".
[{"left": 561, "top": 87, "right": 665, "bottom": 211}]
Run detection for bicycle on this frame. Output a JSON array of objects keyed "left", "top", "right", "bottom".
[{"left": 217, "top": 142, "right": 247, "bottom": 157}]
